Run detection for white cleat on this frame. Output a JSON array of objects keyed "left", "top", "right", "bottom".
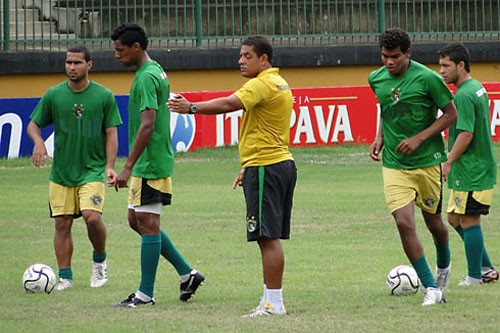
[
  {"left": 242, "top": 301, "right": 287, "bottom": 317},
  {"left": 90, "top": 260, "right": 108, "bottom": 288},
  {"left": 459, "top": 276, "right": 483, "bottom": 286},
  {"left": 435, "top": 263, "right": 451, "bottom": 292},
  {"left": 56, "top": 278, "right": 73, "bottom": 291},
  {"left": 422, "top": 287, "right": 443, "bottom": 306}
]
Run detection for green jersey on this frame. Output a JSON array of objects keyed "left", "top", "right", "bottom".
[
  {"left": 128, "top": 61, "right": 174, "bottom": 179},
  {"left": 448, "top": 79, "right": 496, "bottom": 190},
  {"left": 30, "top": 81, "right": 122, "bottom": 186},
  {"left": 368, "top": 60, "right": 454, "bottom": 169}
]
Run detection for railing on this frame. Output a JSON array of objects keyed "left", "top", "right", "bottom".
[{"left": 1, "top": 0, "right": 499, "bottom": 52}]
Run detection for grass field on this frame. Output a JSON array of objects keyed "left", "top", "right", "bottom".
[{"left": 1, "top": 145, "right": 500, "bottom": 332}]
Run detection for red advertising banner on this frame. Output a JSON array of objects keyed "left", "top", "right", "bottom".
[{"left": 177, "top": 83, "right": 500, "bottom": 152}]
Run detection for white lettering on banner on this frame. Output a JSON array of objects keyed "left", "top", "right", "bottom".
[
  {"left": 216, "top": 110, "right": 243, "bottom": 146},
  {"left": 490, "top": 100, "right": 500, "bottom": 136},
  {"left": 332, "top": 105, "right": 353, "bottom": 142},
  {"left": 292, "top": 105, "right": 354, "bottom": 144},
  {"left": 45, "top": 132, "right": 54, "bottom": 157},
  {"left": 0, "top": 113, "right": 22, "bottom": 159},
  {"left": 0, "top": 112, "right": 54, "bottom": 159},
  {"left": 314, "top": 105, "right": 335, "bottom": 142},
  {"left": 293, "top": 106, "right": 316, "bottom": 144},
  {"left": 293, "top": 95, "right": 310, "bottom": 105}
]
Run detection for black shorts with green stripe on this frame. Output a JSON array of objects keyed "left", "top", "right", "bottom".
[{"left": 242, "top": 160, "right": 297, "bottom": 242}]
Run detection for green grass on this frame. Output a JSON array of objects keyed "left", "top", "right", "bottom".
[{"left": 1, "top": 145, "right": 500, "bottom": 332}]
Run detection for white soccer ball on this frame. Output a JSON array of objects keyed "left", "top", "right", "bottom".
[
  {"left": 23, "top": 263, "right": 57, "bottom": 294},
  {"left": 386, "top": 265, "right": 420, "bottom": 296}
]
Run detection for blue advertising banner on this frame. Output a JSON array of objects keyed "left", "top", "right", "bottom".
[
  {"left": 0, "top": 95, "right": 200, "bottom": 159},
  {"left": 0, "top": 96, "right": 131, "bottom": 158}
]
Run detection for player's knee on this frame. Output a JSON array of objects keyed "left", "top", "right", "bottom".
[{"left": 83, "top": 211, "right": 103, "bottom": 228}]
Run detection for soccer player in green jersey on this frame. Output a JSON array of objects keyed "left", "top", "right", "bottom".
[
  {"left": 110, "top": 23, "right": 204, "bottom": 308},
  {"left": 168, "top": 35, "right": 296, "bottom": 317},
  {"left": 368, "top": 28, "right": 458, "bottom": 305},
  {"left": 27, "top": 45, "right": 123, "bottom": 291},
  {"left": 438, "top": 43, "right": 498, "bottom": 286}
]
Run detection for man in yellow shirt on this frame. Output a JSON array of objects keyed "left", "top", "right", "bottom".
[{"left": 168, "top": 35, "right": 296, "bottom": 317}]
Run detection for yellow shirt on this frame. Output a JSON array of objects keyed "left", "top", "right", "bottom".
[{"left": 234, "top": 67, "right": 294, "bottom": 168}]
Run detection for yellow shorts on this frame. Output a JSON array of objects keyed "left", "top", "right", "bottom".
[
  {"left": 49, "top": 181, "right": 105, "bottom": 217},
  {"left": 128, "top": 176, "right": 172, "bottom": 207},
  {"left": 383, "top": 165, "right": 442, "bottom": 214},
  {"left": 447, "top": 189, "right": 493, "bottom": 215}
]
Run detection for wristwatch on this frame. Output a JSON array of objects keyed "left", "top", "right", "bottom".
[{"left": 189, "top": 103, "right": 198, "bottom": 114}]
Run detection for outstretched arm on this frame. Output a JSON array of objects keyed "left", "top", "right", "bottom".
[{"left": 167, "top": 94, "right": 244, "bottom": 115}]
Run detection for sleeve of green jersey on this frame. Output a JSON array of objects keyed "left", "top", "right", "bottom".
[
  {"left": 30, "top": 90, "right": 53, "bottom": 127},
  {"left": 454, "top": 93, "right": 476, "bottom": 133},
  {"left": 427, "top": 71, "right": 454, "bottom": 109}
]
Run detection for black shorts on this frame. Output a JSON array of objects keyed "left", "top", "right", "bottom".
[{"left": 242, "top": 160, "right": 297, "bottom": 242}]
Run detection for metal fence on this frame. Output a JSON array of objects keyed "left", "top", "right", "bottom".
[{"left": 1, "top": 0, "right": 499, "bottom": 52}]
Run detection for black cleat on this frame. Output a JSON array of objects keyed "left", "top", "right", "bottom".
[
  {"left": 180, "top": 271, "right": 205, "bottom": 302},
  {"left": 112, "top": 293, "right": 155, "bottom": 308}
]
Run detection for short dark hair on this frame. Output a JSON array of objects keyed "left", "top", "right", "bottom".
[
  {"left": 438, "top": 42, "right": 471, "bottom": 73},
  {"left": 67, "top": 44, "right": 91, "bottom": 62},
  {"left": 242, "top": 35, "right": 273, "bottom": 63},
  {"left": 379, "top": 28, "right": 411, "bottom": 53},
  {"left": 111, "top": 23, "right": 148, "bottom": 50}
]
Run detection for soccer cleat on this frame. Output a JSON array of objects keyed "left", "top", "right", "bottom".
[
  {"left": 112, "top": 293, "right": 155, "bottom": 308},
  {"left": 55, "top": 278, "right": 73, "bottom": 291},
  {"left": 179, "top": 270, "right": 205, "bottom": 302},
  {"left": 242, "top": 301, "right": 287, "bottom": 317},
  {"left": 435, "top": 263, "right": 451, "bottom": 292},
  {"left": 481, "top": 268, "right": 499, "bottom": 283},
  {"left": 90, "top": 260, "right": 108, "bottom": 288},
  {"left": 459, "top": 276, "right": 483, "bottom": 286},
  {"left": 422, "top": 287, "right": 443, "bottom": 306}
]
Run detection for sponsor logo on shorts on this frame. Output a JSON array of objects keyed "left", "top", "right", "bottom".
[
  {"left": 247, "top": 216, "right": 257, "bottom": 232},
  {"left": 91, "top": 195, "right": 103, "bottom": 206},
  {"left": 454, "top": 196, "right": 461, "bottom": 208},
  {"left": 423, "top": 198, "right": 435, "bottom": 207}
]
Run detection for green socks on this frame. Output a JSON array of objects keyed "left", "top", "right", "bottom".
[
  {"left": 463, "top": 225, "right": 484, "bottom": 279},
  {"left": 59, "top": 267, "right": 73, "bottom": 280},
  {"left": 139, "top": 234, "right": 161, "bottom": 298},
  {"left": 455, "top": 225, "right": 492, "bottom": 268},
  {"left": 412, "top": 256, "right": 437, "bottom": 289},
  {"left": 92, "top": 250, "right": 106, "bottom": 263},
  {"left": 160, "top": 230, "right": 192, "bottom": 276},
  {"left": 435, "top": 241, "right": 451, "bottom": 270}
]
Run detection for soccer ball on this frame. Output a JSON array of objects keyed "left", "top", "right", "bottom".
[
  {"left": 23, "top": 263, "right": 57, "bottom": 294},
  {"left": 386, "top": 265, "right": 420, "bottom": 296}
]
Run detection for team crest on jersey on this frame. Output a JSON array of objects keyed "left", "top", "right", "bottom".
[
  {"left": 423, "top": 198, "right": 435, "bottom": 207},
  {"left": 247, "top": 216, "right": 257, "bottom": 232},
  {"left": 390, "top": 87, "right": 401, "bottom": 103},
  {"left": 91, "top": 195, "right": 103, "bottom": 206},
  {"left": 73, "top": 104, "right": 84, "bottom": 118}
]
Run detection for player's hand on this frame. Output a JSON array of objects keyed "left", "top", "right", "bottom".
[
  {"left": 232, "top": 169, "right": 245, "bottom": 189},
  {"left": 113, "top": 167, "right": 131, "bottom": 191},
  {"left": 395, "top": 137, "right": 421, "bottom": 155},
  {"left": 106, "top": 168, "right": 119, "bottom": 190},
  {"left": 31, "top": 143, "right": 50, "bottom": 168},
  {"left": 167, "top": 94, "right": 190, "bottom": 114},
  {"left": 369, "top": 140, "right": 383, "bottom": 161}
]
